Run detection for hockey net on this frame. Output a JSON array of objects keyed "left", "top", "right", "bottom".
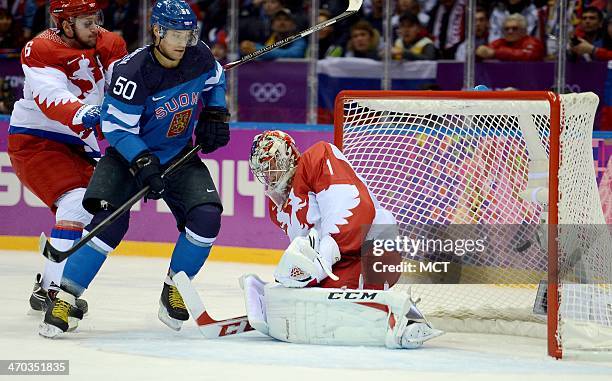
[{"left": 334, "top": 91, "right": 612, "bottom": 358}]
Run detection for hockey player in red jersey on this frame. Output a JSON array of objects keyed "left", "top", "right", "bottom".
[
  {"left": 7, "top": 0, "right": 127, "bottom": 326},
  {"left": 250, "top": 130, "right": 398, "bottom": 289},
  {"left": 244, "top": 130, "right": 443, "bottom": 349}
]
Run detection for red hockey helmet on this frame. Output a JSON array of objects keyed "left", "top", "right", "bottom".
[{"left": 50, "top": 0, "right": 99, "bottom": 26}]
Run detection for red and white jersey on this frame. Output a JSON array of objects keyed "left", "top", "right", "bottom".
[
  {"left": 9, "top": 28, "right": 127, "bottom": 156},
  {"left": 269, "top": 141, "right": 395, "bottom": 256}
]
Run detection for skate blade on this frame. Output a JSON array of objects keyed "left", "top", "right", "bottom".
[
  {"left": 402, "top": 326, "right": 444, "bottom": 349},
  {"left": 38, "top": 322, "right": 64, "bottom": 339},
  {"left": 67, "top": 317, "right": 79, "bottom": 332},
  {"left": 158, "top": 302, "right": 183, "bottom": 331}
]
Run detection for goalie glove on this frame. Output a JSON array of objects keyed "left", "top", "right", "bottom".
[{"left": 274, "top": 229, "right": 341, "bottom": 288}]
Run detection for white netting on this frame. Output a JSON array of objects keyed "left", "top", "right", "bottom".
[{"left": 337, "top": 92, "right": 612, "bottom": 352}]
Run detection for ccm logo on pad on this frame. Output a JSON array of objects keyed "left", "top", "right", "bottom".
[{"left": 327, "top": 291, "right": 378, "bottom": 300}]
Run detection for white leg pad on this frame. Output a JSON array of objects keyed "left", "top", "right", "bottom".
[
  {"left": 241, "top": 274, "right": 441, "bottom": 348},
  {"left": 265, "top": 284, "right": 389, "bottom": 346},
  {"left": 240, "top": 274, "right": 270, "bottom": 335}
]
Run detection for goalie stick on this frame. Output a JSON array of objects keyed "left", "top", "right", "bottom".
[
  {"left": 172, "top": 271, "right": 254, "bottom": 337},
  {"left": 39, "top": 145, "right": 202, "bottom": 263},
  {"left": 223, "top": 0, "right": 363, "bottom": 70}
]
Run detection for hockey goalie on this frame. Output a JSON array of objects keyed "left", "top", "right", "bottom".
[{"left": 242, "top": 130, "right": 443, "bottom": 349}]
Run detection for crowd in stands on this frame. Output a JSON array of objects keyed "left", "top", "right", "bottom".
[
  {"left": 0, "top": 1, "right": 610, "bottom": 62},
  {"left": 216, "top": 0, "right": 612, "bottom": 63}
]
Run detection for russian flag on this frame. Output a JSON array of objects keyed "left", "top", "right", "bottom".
[{"left": 317, "top": 58, "right": 437, "bottom": 123}]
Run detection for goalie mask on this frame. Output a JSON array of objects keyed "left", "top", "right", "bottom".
[{"left": 249, "top": 130, "right": 300, "bottom": 207}]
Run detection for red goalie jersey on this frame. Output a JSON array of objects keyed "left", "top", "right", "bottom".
[
  {"left": 9, "top": 28, "right": 127, "bottom": 157},
  {"left": 269, "top": 141, "right": 395, "bottom": 257}
]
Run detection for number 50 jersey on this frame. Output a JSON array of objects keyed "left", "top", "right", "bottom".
[{"left": 101, "top": 42, "right": 226, "bottom": 165}]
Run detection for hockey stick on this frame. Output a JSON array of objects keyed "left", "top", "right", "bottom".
[
  {"left": 222, "top": 0, "right": 363, "bottom": 70},
  {"left": 39, "top": 145, "right": 202, "bottom": 263},
  {"left": 172, "top": 271, "right": 254, "bottom": 338},
  {"left": 38, "top": 0, "right": 364, "bottom": 263}
]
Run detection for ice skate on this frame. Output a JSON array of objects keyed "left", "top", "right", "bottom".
[
  {"left": 39, "top": 290, "right": 83, "bottom": 338},
  {"left": 28, "top": 273, "right": 88, "bottom": 315},
  {"left": 158, "top": 280, "right": 189, "bottom": 331},
  {"left": 386, "top": 295, "right": 444, "bottom": 349}
]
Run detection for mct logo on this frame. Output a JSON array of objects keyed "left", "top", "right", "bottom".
[{"left": 249, "top": 82, "right": 286, "bottom": 103}]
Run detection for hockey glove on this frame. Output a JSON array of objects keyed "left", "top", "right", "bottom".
[
  {"left": 72, "top": 105, "right": 103, "bottom": 140},
  {"left": 195, "top": 107, "right": 230, "bottom": 154},
  {"left": 274, "top": 231, "right": 340, "bottom": 288},
  {"left": 131, "top": 152, "right": 165, "bottom": 200}
]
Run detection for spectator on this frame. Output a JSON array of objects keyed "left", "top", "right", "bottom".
[
  {"left": 570, "top": 6, "right": 605, "bottom": 61},
  {"left": 419, "top": 0, "right": 438, "bottom": 13},
  {"left": 0, "top": 77, "right": 14, "bottom": 114},
  {"left": 489, "top": 0, "right": 539, "bottom": 42},
  {"left": 585, "top": 0, "right": 608, "bottom": 12},
  {"left": 240, "top": 8, "right": 307, "bottom": 60},
  {"left": 536, "top": 0, "right": 583, "bottom": 58},
  {"left": 344, "top": 19, "right": 381, "bottom": 60},
  {"left": 210, "top": 28, "right": 228, "bottom": 62},
  {"left": 391, "top": 12, "right": 436, "bottom": 60},
  {"left": 10, "top": 0, "right": 38, "bottom": 40},
  {"left": 318, "top": 9, "right": 344, "bottom": 58},
  {"left": 27, "top": 0, "right": 46, "bottom": 38},
  {"left": 364, "top": 0, "right": 384, "bottom": 34},
  {"left": 427, "top": 0, "right": 466, "bottom": 59},
  {"left": 476, "top": 13, "right": 545, "bottom": 61},
  {"left": 392, "top": 0, "right": 429, "bottom": 28},
  {"left": 571, "top": 14, "right": 612, "bottom": 60},
  {"left": 0, "top": 7, "right": 25, "bottom": 51},
  {"left": 239, "top": 0, "right": 284, "bottom": 43},
  {"left": 574, "top": 6, "right": 604, "bottom": 46},
  {"left": 199, "top": 0, "right": 227, "bottom": 45},
  {"left": 103, "top": 0, "right": 140, "bottom": 51},
  {"left": 455, "top": 6, "right": 490, "bottom": 61}
]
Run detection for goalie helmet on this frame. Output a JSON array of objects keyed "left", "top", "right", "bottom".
[
  {"left": 151, "top": 0, "right": 199, "bottom": 46},
  {"left": 50, "top": 0, "right": 100, "bottom": 26},
  {"left": 249, "top": 130, "right": 300, "bottom": 207}
]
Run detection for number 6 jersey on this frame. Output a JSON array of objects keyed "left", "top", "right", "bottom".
[{"left": 9, "top": 28, "right": 127, "bottom": 158}]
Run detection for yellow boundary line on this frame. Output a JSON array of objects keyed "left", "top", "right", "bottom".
[{"left": 0, "top": 236, "right": 282, "bottom": 265}]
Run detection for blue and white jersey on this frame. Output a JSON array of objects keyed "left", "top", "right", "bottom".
[{"left": 101, "top": 41, "right": 226, "bottom": 164}]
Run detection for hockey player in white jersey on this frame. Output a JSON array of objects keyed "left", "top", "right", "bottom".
[
  {"left": 7, "top": 0, "right": 127, "bottom": 323},
  {"left": 243, "top": 130, "right": 443, "bottom": 349}
]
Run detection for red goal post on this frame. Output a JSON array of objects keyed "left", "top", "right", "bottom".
[{"left": 333, "top": 90, "right": 609, "bottom": 359}]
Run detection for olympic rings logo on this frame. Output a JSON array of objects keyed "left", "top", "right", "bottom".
[{"left": 249, "top": 82, "right": 287, "bottom": 103}]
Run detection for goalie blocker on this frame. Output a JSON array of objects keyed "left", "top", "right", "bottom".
[{"left": 240, "top": 274, "right": 443, "bottom": 349}]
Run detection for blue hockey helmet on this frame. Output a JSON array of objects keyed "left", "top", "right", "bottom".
[{"left": 151, "top": 0, "right": 199, "bottom": 46}]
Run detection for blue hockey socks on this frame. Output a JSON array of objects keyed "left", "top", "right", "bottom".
[{"left": 169, "top": 231, "right": 213, "bottom": 278}]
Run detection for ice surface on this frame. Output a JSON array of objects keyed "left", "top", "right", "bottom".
[{"left": 1, "top": 250, "right": 611, "bottom": 381}]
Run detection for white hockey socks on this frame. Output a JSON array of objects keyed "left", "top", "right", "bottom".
[{"left": 42, "top": 225, "right": 83, "bottom": 291}]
